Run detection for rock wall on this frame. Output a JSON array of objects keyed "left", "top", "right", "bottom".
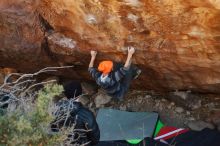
[{"left": 0, "top": 0, "right": 220, "bottom": 93}]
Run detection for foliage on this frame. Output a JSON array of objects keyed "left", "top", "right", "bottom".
[{"left": 0, "top": 84, "right": 64, "bottom": 146}]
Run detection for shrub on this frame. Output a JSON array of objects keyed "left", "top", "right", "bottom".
[{"left": 0, "top": 84, "right": 64, "bottom": 146}]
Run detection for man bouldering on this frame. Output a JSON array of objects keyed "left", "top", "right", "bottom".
[{"left": 88, "top": 46, "right": 141, "bottom": 101}]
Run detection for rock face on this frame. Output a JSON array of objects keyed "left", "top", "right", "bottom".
[
  {"left": 187, "top": 120, "right": 215, "bottom": 131},
  {"left": 0, "top": 0, "right": 220, "bottom": 93}
]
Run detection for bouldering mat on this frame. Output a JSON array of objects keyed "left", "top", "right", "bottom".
[{"left": 96, "top": 108, "right": 159, "bottom": 141}]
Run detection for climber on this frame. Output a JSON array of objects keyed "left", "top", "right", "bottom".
[
  {"left": 88, "top": 46, "right": 141, "bottom": 101},
  {"left": 50, "top": 81, "right": 100, "bottom": 146}
]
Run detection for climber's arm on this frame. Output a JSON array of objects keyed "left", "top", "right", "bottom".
[
  {"left": 124, "top": 46, "right": 135, "bottom": 69},
  {"left": 88, "top": 50, "right": 101, "bottom": 79},
  {"left": 112, "top": 46, "right": 136, "bottom": 82},
  {"left": 89, "top": 50, "right": 97, "bottom": 68}
]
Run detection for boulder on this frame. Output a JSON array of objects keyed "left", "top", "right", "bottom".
[
  {"left": 209, "top": 110, "right": 220, "bottom": 131},
  {"left": 168, "top": 91, "right": 202, "bottom": 110},
  {"left": 187, "top": 120, "right": 215, "bottom": 131},
  {"left": 94, "top": 91, "right": 112, "bottom": 108},
  {"left": 81, "top": 82, "right": 98, "bottom": 95},
  {"left": 0, "top": 0, "right": 220, "bottom": 93},
  {"left": 77, "top": 95, "right": 90, "bottom": 106},
  {"left": 175, "top": 107, "right": 184, "bottom": 114}
]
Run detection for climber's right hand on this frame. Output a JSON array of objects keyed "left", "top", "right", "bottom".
[
  {"left": 90, "top": 50, "right": 97, "bottom": 58},
  {"left": 128, "top": 46, "right": 135, "bottom": 55}
]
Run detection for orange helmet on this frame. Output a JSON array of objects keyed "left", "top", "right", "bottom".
[{"left": 98, "top": 61, "right": 113, "bottom": 75}]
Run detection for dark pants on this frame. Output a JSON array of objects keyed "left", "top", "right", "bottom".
[{"left": 114, "top": 63, "right": 138, "bottom": 100}]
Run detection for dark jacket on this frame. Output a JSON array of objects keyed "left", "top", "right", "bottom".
[
  {"left": 88, "top": 67, "right": 128, "bottom": 98},
  {"left": 51, "top": 100, "right": 100, "bottom": 146}
]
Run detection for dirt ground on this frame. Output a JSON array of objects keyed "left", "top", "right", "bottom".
[{"left": 87, "top": 89, "right": 220, "bottom": 130}]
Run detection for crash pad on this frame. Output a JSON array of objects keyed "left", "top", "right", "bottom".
[{"left": 96, "top": 109, "right": 159, "bottom": 141}]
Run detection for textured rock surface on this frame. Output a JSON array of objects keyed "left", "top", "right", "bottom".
[
  {"left": 0, "top": 67, "right": 17, "bottom": 84},
  {"left": 94, "top": 91, "right": 112, "bottom": 108},
  {"left": 0, "top": 0, "right": 220, "bottom": 92},
  {"left": 187, "top": 120, "right": 215, "bottom": 131}
]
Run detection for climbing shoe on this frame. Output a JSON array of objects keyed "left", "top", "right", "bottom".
[{"left": 133, "top": 69, "right": 142, "bottom": 79}]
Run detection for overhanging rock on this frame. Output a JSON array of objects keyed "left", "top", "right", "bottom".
[{"left": 0, "top": 0, "right": 220, "bottom": 93}]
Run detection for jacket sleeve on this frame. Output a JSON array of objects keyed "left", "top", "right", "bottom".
[
  {"left": 113, "top": 67, "right": 128, "bottom": 82},
  {"left": 88, "top": 67, "right": 101, "bottom": 80}
]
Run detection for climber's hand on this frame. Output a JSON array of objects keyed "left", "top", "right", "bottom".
[
  {"left": 89, "top": 50, "right": 97, "bottom": 68},
  {"left": 91, "top": 50, "right": 97, "bottom": 58},
  {"left": 128, "top": 46, "right": 135, "bottom": 55}
]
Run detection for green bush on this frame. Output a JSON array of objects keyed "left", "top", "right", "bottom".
[{"left": 0, "top": 84, "right": 64, "bottom": 146}]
